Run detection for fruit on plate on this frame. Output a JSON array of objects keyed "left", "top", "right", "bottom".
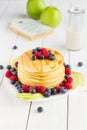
[
  {"left": 9, "top": 55, "right": 18, "bottom": 68},
  {"left": 71, "top": 72, "right": 86, "bottom": 89},
  {"left": 26, "top": 0, "right": 46, "bottom": 20},
  {"left": 40, "top": 6, "right": 62, "bottom": 27},
  {"left": 16, "top": 93, "right": 44, "bottom": 100}
]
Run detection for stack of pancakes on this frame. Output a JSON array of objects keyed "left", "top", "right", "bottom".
[{"left": 18, "top": 49, "right": 65, "bottom": 88}]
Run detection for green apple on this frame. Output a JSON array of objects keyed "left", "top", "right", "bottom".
[
  {"left": 26, "top": 0, "right": 46, "bottom": 20},
  {"left": 40, "top": 6, "right": 62, "bottom": 27}
]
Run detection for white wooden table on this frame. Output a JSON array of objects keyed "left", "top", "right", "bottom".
[{"left": 0, "top": 1, "right": 87, "bottom": 130}]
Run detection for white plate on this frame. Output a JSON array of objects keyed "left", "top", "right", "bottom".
[{"left": 4, "top": 76, "right": 75, "bottom": 102}]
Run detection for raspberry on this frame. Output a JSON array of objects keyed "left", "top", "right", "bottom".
[
  {"left": 34, "top": 52, "right": 41, "bottom": 58},
  {"left": 5, "top": 70, "right": 13, "bottom": 78},
  {"left": 65, "top": 83, "right": 72, "bottom": 90},
  {"left": 22, "top": 85, "right": 29, "bottom": 93},
  {"left": 41, "top": 48, "right": 48, "bottom": 53},
  {"left": 37, "top": 86, "right": 46, "bottom": 93},
  {"left": 67, "top": 77, "right": 73, "bottom": 83},
  {"left": 10, "top": 76, "right": 18, "bottom": 81},
  {"left": 55, "top": 85, "right": 61, "bottom": 93},
  {"left": 44, "top": 52, "right": 50, "bottom": 58},
  {"left": 15, "top": 62, "right": 18, "bottom": 68},
  {"left": 65, "top": 68, "right": 71, "bottom": 75},
  {"left": 60, "top": 81, "right": 66, "bottom": 86}
]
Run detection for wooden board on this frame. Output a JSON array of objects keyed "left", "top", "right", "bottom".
[{"left": 10, "top": 18, "right": 54, "bottom": 41}]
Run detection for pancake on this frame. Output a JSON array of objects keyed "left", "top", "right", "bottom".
[{"left": 18, "top": 48, "right": 65, "bottom": 88}]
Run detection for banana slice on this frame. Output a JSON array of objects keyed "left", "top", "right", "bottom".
[{"left": 16, "top": 93, "right": 44, "bottom": 100}]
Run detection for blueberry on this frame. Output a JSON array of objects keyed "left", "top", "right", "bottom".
[
  {"left": 51, "top": 88, "right": 57, "bottom": 95},
  {"left": 10, "top": 80, "right": 16, "bottom": 85},
  {"left": 30, "top": 89, "right": 36, "bottom": 94},
  {"left": 15, "top": 81, "right": 22, "bottom": 87},
  {"left": 18, "top": 89, "right": 24, "bottom": 93},
  {"left": 46, "top": 88, "right": 51, "bottom": 93},
  {"left": 16, "top": 85, "right": 21, "bottom": 90},
  {"left": 32, "top": 55, "right": 36, "bottom": 61},
  {"left": 11, "top": 67, "right": 16, "bottom": 72},
  {"left": 0, "top": 65, "right": 4, "bottom": 70},
  {"left": 36, "top": 47, "right": 41, "bottom": 51},
  {"left": 60, "top": 87, "right": 67, "bottom": 94},
  {"left": 49, "top": 55, "right": 55, "bottom": 60},
  {"left": 6, "top": 65, "right": 11, "bottom": 70},
  {"left": 44, "top": 91, "right": 51, "bottom": 97},
  {"left": 37, "top": 106, "right": 43, "bottom": 113},
  {"left": 78, "top": 62, "right": 83, "bottom": 67},
  {"left": 48, "top": 50, "right": 51, "bottom": 53},
  {"left": 40, "top": 55, "right": 44, "bottom": 59},
  {"left": 65, "top": 64, "right": 71, "bottom": 69},
  {"left": 65, "top": 75, "right": 69, "bottom": 79},
  {"left": 12, "top": 45, "right": 17, "bottom": 50},
  {"left": 32, "top": 49, "right": 37, "bottom": 54},
  {"left": 12, "top": 71, "right": 17, "bottom": 76}
]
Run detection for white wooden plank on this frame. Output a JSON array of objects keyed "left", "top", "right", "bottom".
[
  {"left": 0, "top": 1, "right": 27, "bottom": 63},
  {"left": 27, "top": 96, "right": 67, "bottom": 130},
  {"left": 68, "top": 3, "right": 87, "bottom": 129},
  {"left": 0, "top": 1, "right": 31, "bottom": 130},
  {"left": 69, "top": 92, "right": 87, "bottom": 130},
  {"left": 0, "top": 77, "right": 30, "bottom": 130},
  {"left": 0, "top": 1, "right": 8, "bottom": 17}
]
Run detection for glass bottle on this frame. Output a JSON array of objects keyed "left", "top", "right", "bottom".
[{"left": 66, "top": 7, "right": 85, "bottom": 50}]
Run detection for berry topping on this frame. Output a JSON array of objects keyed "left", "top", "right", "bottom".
[
  {"left": 60, "top": 87, "right": 67, "bottom": 94},
  {"left": 28, "top": 86, "right": 35, "bottom": 92},
  {"left": 11, "top": 67, "right": 16, "bottom": 72},
  {"left": 40, "top": 55, "right": 45, "bottom": 59},
  {"left": 41, "top": 48, "right": 49, "bottom": 58},
  {"left": 49, "top": 54, "right": 55, "bottom": 60},
  {"left": 65, "top": 75, "right": 69, "bottom": 79},
  {"left": 48, "top": 50, "right": 51, "bottom": 53},
  {"left": 65, "top": 68, "right": 71, "bottom": 75},
  {"left": 46, "top": 88, "right": 51, "bottom": 93},
  {"left": 30, "top": 89, "right": 36, "bottom": 94},
  {"left": 34, "top": 52, "right": 41, "bottom": 58},
  {"left": 32, "top": 55, "right": 36, "bottom": 61},
  {"left": 36, "top": 47, "right": 41, "bottom": 51},
  {"left": 67, "top": 77, "right": 73, "bottom": 83},
  {"left": 32, "top": 49, "right": 37, "bottom": 54},
  {"left": 65, "top": 64, "right": 71, "bottom": 69},
  {"left": 15, "top": 62, "right": 18, "bottom": 68},
  {"left": 37, "top": 106, "right": 43, "bottom": 113},
  {"left": 15, "top": 81, "right": 22, "bottom": 87},
  {"left": 37, "top": 86, "right": 46, "bottom": 93},
  {"left": 10, "top": 80, "right": 16, "bottom": 85},
  {"left": 6, "top": 65, "right": 11, "bottom": 70},
  {"left": 18, "top": 89, "right": 24, "bottom": 93},
  {"left": 12, "top": 71, "right": 17, "bottom": 76},
  {"left": 0, "top": 65, "right": 4, "bottom": 70},
  {"left": 5, "top": 70, "right": 13, "bottom": 78},
  {"left": 65, "top": 83, "right": 72, "bottom": 90},
  {"left": 77, "top": 62, "right": 83, "bottom": 67},
  {"left": 41, "top": 48, "right": 48, "bottom": 54},
  {"left": 10, "top": 76, "right": 18, "bottom": 81},
  {"left": 44, "top": 91, "right": 51, "bottom": 97},
  {"left": 12, "top": 45, "right": 17, "bottom": 50},
  {"left": 51, "top": 88, "right": 57, "bottom": 95},
  {"left": 22, "top": 85, "right": 29, "bottom": 93},
  {"left": 55, "top": 85, "right": 61, "bottom": 93}
]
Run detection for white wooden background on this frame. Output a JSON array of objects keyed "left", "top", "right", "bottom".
[{"left": 0, "top": 0, "right": 87, "bottom": 130}]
